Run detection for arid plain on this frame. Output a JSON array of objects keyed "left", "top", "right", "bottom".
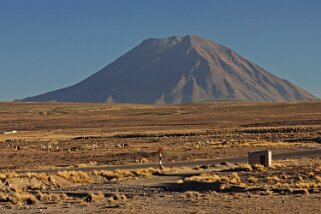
[{"left": 0, "top": 101, "right": 321, "bottom": 213}]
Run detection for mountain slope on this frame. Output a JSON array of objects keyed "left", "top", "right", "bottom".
[{"left": 20, "top": 35, "right": 318, "bottom": 103}]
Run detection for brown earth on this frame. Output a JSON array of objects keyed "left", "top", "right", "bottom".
[
  {"left": 0, "top": 101, "right": 321, "bottom": 213},
  {"left": 0, "top": 101, "right": 320, "bottom": 170}
]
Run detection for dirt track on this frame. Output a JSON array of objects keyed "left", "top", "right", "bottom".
[{"left": 16, "top": 149, "right": 321, "bottom": 174}]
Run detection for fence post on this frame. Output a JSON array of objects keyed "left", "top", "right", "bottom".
[{"left": 157, "top": 146, "right": 163, "bottom": 169}]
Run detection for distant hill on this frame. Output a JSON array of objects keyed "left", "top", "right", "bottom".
[{"left": 19, "top": 34, "right": 318, "bottom": 103}]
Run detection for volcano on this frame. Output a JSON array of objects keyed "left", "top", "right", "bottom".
[{"left": 20, "top": 35, "right": 318, "bottom": 103}]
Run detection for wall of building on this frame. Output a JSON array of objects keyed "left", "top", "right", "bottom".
[{"left": 248, "top": 150, "right": 272, "bottom": 167}]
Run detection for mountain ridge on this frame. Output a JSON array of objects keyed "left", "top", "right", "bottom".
[{"left": 19, "top": 34, "right": 318, "bottom": 104}]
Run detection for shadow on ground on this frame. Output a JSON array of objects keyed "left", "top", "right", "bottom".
[{"left": 150, "top": 180, "right": 250, "bottom": 193}]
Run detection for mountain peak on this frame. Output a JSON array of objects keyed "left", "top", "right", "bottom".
[
  {"left": 141, "top": 34, "right": 208, "bottom": 45},
  {"left": 19, "top": 35, "right": 318, "bottom": 104},
  {"left": 183, "top": 34, "right": 207, "bottom": 41},
  {"left": 181, "top": 34, "right": 202, "bottom": 46}
]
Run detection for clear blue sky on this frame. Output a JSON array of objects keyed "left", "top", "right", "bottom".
[{"left": 1, "top": 0, "right": 320, "bottom": 101}]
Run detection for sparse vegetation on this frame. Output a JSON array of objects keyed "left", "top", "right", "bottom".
[
  {"left": 12, "top": 191, "right": 39, "bottom": 205},
  {"left": 248, "top": 176, "right": 258, "bottom": 183},
  {"left": 252, "top": 164, "right": 266, "bottom": 172},
  {"left": 186, "top": 191, "right": 200, "bottom": 198},
  {"left": 93, "top": 167, "right": 177, "bottom": 182},
  {"left": 233, "top": 164, "right": 253, "bottom": 171},
  {"left": 1, "top": 101, "right": 321, "bottom": 212},
  {"left": 85, "top": 192, "right": 105, "bottom": 202},
  {"left": 0, "top": 171, "right": 18, "bottom": 179},
  {"left": 57, "top": 171, "right": 92, "bottom": 183},
  {"left": 174, "top": 159, "right": 321, "bottom": 195},
  {"left": 77, "top": 161, "right": 98, "bottom": 168}
]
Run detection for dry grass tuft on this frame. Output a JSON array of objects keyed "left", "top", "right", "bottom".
[
  {"left": 77, "top": 161, "right": 97, "bottom": 168},
  {"left": 248, "top": 176, "right": 258, "bottom": 183},
  {"left": 271, "top": 163, "right": 286, "bottom": 169},
  {"left": 0, "top": 171, "right": 18, "bottom": 179},
  {"left": 316, "top": 166, "right": 321, "bottom": 172},
  {"left": 295, "top": 182, "right": 320, "bottom": 189},
  {"left": 176, "top": 179, "right": 184, "bottom": 184},
  {"left": 85, "top": 192, "right": 105, "bottom": 202},
  {"left": 307, "top": 172, "right": 315, "bottom": 178},
  {"left": 0, "top": 193, "right": 11, "bottom": 202},
  {"left": 315, "top": 176, "right": 321, "bottom": 183},
  {"left": 252, "top": 164, "right": 266, "bottom": 172},
  {"left": 140, "top": 158, "right": 149, "bottom": 163},
  {"left": 57, "top": 171, "right": 92, "bottom": 183},
  {"left": 48, "top": 193, "right": 69, "bottom": 202},
  {"left": 24, "top": 172, "right": 49, "bottom": 182},
  {"left": 132, "top": 168, "right": 156, "bottom": 177},
  {"left": 233, "top": 164, "right": 253, "bottom": 172},
  {"left": 229, "top": 172, "right": 241, "bottom": 184},
  {"left": 266, "top": 176, "right": 279, "bottom": 183},
  {"left": 27, "top": 183, "right": 45, "bottom": 191},
  {"left": 106, "top": 196, "right": 115, "bottom": 203},
  {"left": 94, "top": 167, "right": 162, "bottom": 181},
  {"left": 34, "top": 191, "right": 49, "bottom": 201},
  {"left": 112, "top": 192, "right": 127, "bottom": 201},
  {"left": 184, "top": 173, "right": 221, "bottom": 183},
  {"left": 12, "top": 191, "right": 39, "bottom": 205},
  {"left": 185, "top": 191, "right": 200, "bottom": 198},
  {"left": 183, "top": 172, "right": 242, "bottom": 186}
]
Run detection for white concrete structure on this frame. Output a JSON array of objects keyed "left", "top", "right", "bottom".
[
  {"left": 3, "top": 130, "right": 17, "bottom": 135},
  {"left": 248, "top": 150, "right": 272, "bottom": 167}
]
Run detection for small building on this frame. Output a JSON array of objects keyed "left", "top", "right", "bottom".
[{"left": 248, "top": 150, "right": 272, "bottom": 167}]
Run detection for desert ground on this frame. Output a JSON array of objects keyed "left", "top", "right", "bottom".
[{"left": 0, "top": 101, "right": 321, "bottom": 213}]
